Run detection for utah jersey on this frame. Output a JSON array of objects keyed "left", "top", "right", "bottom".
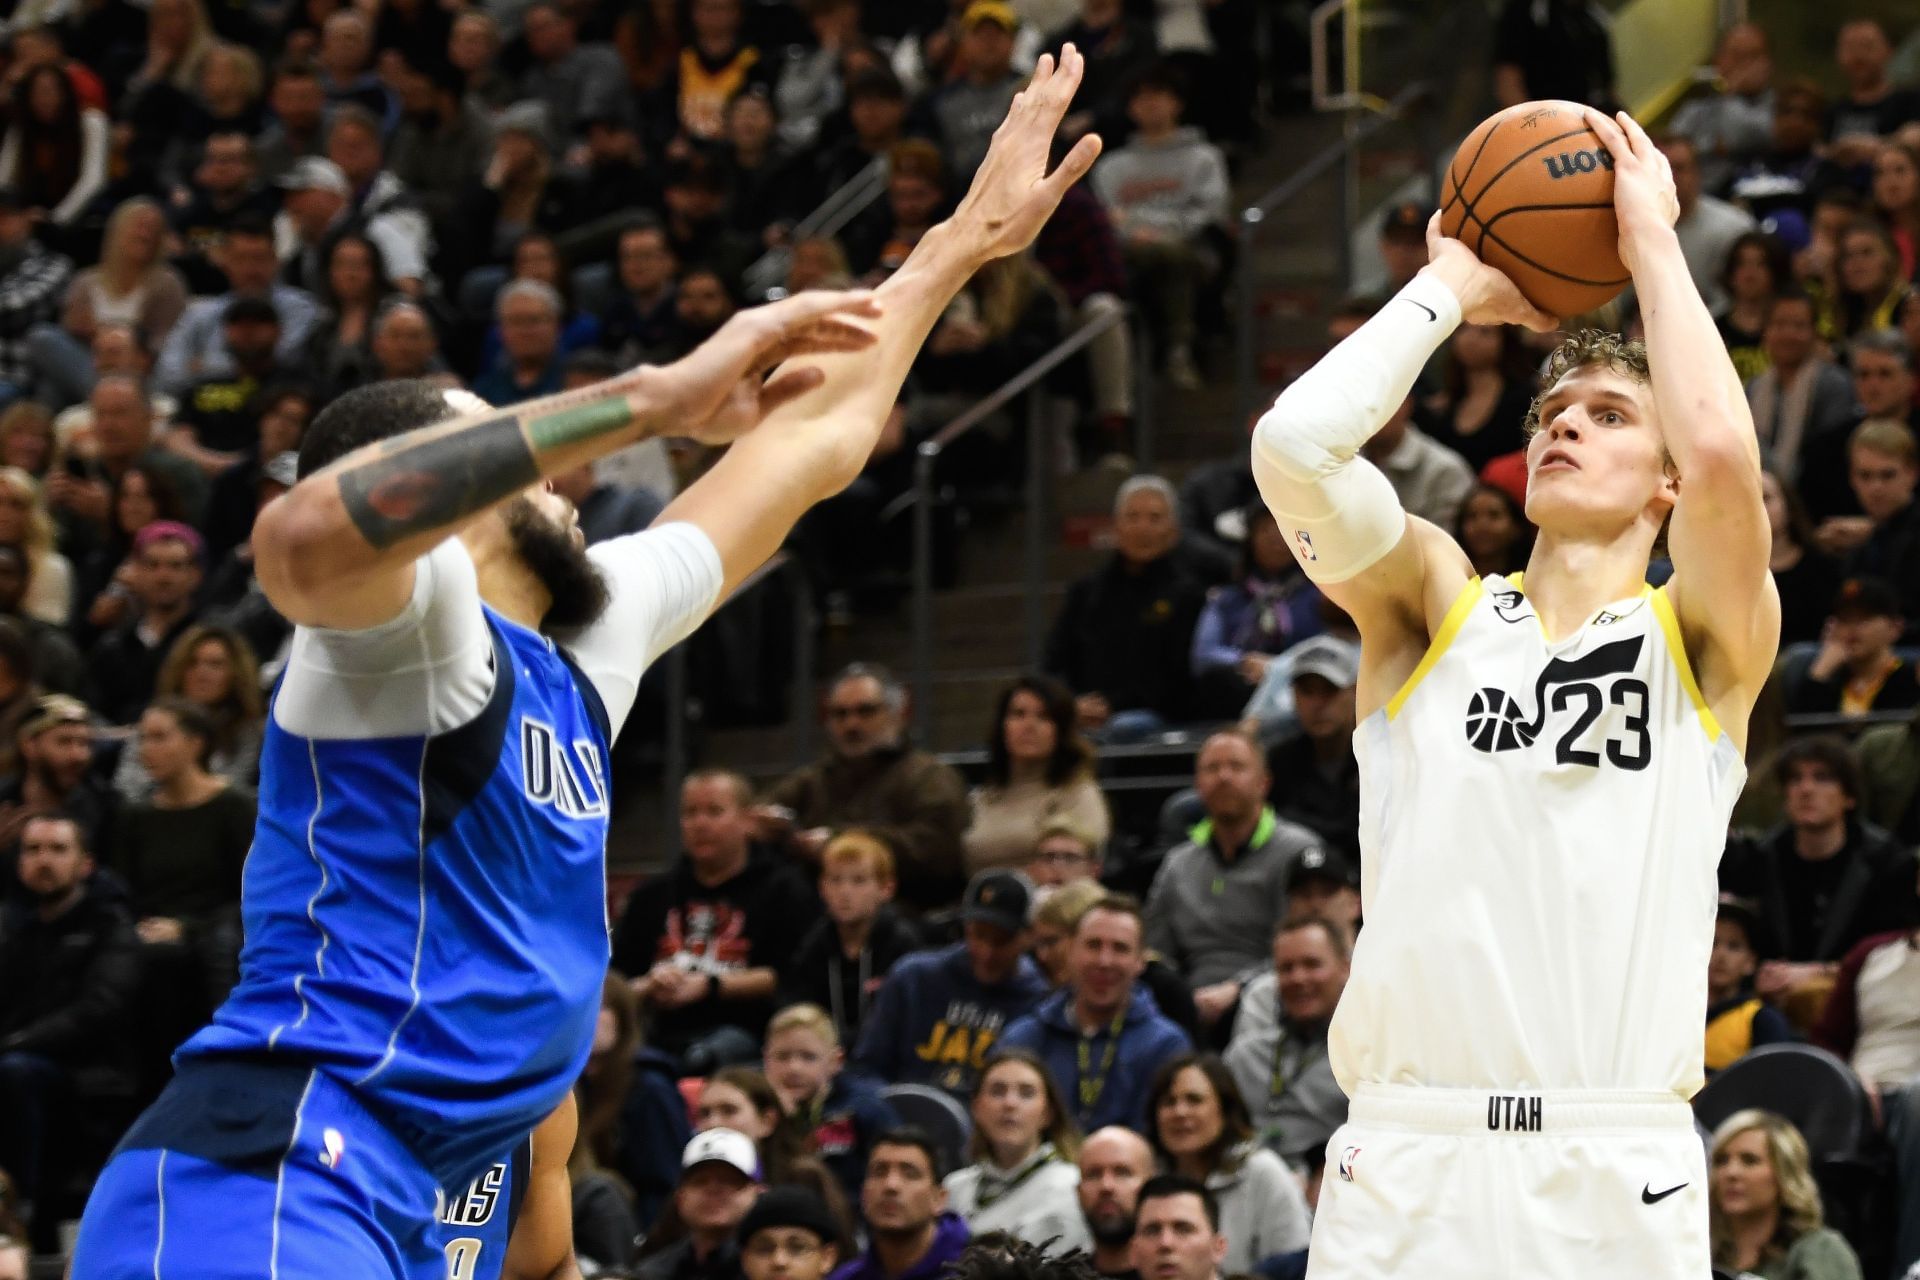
[{"left": 1335, "top": 573, "right": 1745, "bottom": 1098}]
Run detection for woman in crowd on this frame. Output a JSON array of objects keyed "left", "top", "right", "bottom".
[
  {"left": 0, "top": 65, "right": 110, "bottom": 228},
  {"left": 1872, "top": 140, "right": 1920, "bottom": 283},
  {"left": 1417, "top": 320, "right": 1533, "bottom": 475},
  {"left": 76, "top": 462, "right": 182, "bottom": 639},
  {"left": 1147, "top": 1054, "right": 1312, "bottom": 1272},
  {"left": 1453, "top": 483, "right": 1533, "bottom": 580},
  {"left": 0, "top": 404, "right": 53, "bottom": 479},
  {"left": 305, "top": 233, "right": 397, "bottom": 400},
  {"left": 1762, "top": 466, "right": 1840, "bottom": 649},
  {"left": 112, "top": 624, "right": 264, "bottom": 800},
  {"left": 55, "top": 198, "right": 188, "bottom": 379},
  {"left": 963, "top": 675, "right": 1110, "bottom": 875},
  {"left": 165, "top": 41, "right": 264, "bottom": 183},
  {"left": 571, "top": 974, "right": 645, "bottom": 1272},
  {"left": 0, "top": 467, "right": 72, "bottom": 625},
  {"left": 695, "top": 1066, "right": 856, "bottom": 1244},
  {"left": 1816, "top": 219, "right": 1911, "bottom": 346},
  {"left": 1709, "top": 1110, "right": 1862, "bottom": 1280},
  {"left": 944, "top": 1050, "right": 1089, "bottom": 1253},
  {"left": 127, "top": 0, "right": 212, "bottom": 98},
  {"left": 1191, "top": 506, "right": 1324, "bottom": 718},
  {"left": 1717, "top": 231, "right": 1795, "bottom": 383}
]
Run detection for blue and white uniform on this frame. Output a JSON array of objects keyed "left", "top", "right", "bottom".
[{"left": 74, "top": 524, "right": 721, "bottom": 1278}]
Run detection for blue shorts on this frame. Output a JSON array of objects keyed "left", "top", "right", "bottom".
[{"left": 72, "top": 1056, "right": 445, "bottom": 1280}]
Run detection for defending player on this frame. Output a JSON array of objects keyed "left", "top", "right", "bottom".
[
  {"left": 1252, "top": 110, "right": 1778, "bottom": 1275},
  {"left": 72, "top": 50, "right": 1101, "bottom": 1278}
]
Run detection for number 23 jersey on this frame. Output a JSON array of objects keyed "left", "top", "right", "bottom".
[{"left": 1335, "top": 574, "right": 1745, "bottom": 1099}]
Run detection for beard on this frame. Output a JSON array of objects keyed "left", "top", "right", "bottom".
[
  {"left": 504, "top": 497, "right": 610, "bottom": 631},
  {"left": 1085, "top": 1208, "right": 1136, "bottom": 1249}
]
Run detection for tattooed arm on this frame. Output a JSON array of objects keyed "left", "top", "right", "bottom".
[{"left": 252, "top": 290, "right": 880, "bottom": 630}]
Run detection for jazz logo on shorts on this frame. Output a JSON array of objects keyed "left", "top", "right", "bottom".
[
  {"left": 1337, "top": 1145, "right": 1361, "bottom": 1183},
  {"left": 1294, "top": 530, "right": 1317, "bottom": 562}
]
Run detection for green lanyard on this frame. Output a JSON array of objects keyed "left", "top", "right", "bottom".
[{"left": 1074, "top": 1004, "right": 1129, "bottom": 1125}]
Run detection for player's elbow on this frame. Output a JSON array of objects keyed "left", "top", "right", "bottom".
[{"left": 252, "top": 489, "right": 354, "bottom": 614}]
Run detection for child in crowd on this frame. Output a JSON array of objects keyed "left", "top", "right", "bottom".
[
  {"left": 781, "top": 831, "right": 922, "bottom": 1045},
  {"left": 764, "top": 1002, "right": 901, "bottom": 1205},
  {"left": 1705, "top": 894, "right": 1795, "bottom": 1077}
]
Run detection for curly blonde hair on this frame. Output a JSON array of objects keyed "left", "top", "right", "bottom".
[
  {"left": 1522, "top": 330, "right": 1653, "bottom": 437},
  {"left": 1709, "top": 1109, "right": 1826, "bottom": 1269}
]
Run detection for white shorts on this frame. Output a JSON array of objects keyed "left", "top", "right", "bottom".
[{"left": 1307, "top": 1084, "right": 1710, "bottom": 1280}]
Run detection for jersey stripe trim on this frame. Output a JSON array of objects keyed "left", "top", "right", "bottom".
[
  {"left": 1386, "top": 576, "right": 1482, "bottom": 720},
  {"left": 151, "top": 1149, "right": 167, "bottom": 1280},
  {"left": 1649, "top": 585, "right": 1723, "bottom": 743},
  {"left": 270, "top": 739, "right": 333, "bottom": 1049},
  {"left": 268, "top": 1070, "right": 319, "bottom": 1280}
]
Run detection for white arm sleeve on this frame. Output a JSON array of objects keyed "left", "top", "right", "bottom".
[
  {"left": 1250, "top": 274, "right": 1463, "bottom": 584},
  {"left": 274, "top": 539, "right": 495, "bottom": 739},
  {"left": 562, "top": 521, "right": 724, "bottom": 740}
]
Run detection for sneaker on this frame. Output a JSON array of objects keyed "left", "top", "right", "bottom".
[{"left": 1165, "top": 345, "right": 1202, "bottom": 390}]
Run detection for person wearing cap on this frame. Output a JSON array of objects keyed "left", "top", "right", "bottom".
[
  {"left": 1145, "top": 730, "right": 1326, "bottom": 1030},
  {"left": 1703, "top": 894, "right": 1791, "bottom": 1078},
  {"left": 275, "top": 154, "right": 425, "bottom": 299},
  {"left": 85, "top": 521, "right": 206, "bottom": 725},
  {"left": 1221, "top": 915, "right": 1350, "bottom": 1171},
  {"left": 932, "top": 2, "right": 1026, "bottom": 181},
  {"left": 1089, "top": 62, "right": 1228, "bottom": 392},
  {"left": 852, "top": 869, "right": 1050, "bottom": 1101},
  {"left": 0, "top": 692, "right": 112, "bottom": 851},
  {"left": 1262, "top": 634, "right": 1361, "bottom": 859},
  {"left": 636, "top": 1128, "right": 767, "bottom": 1280},
  {"left": 999, "top": 893, "right": 1193, "bottom": 1133},
  {"left": 1787, "top": 575, "right": 1920, "bottom": 716},
  {"left": 1281, "top": 846, "right": 1359, "bottom": 938},
  {"left": 740, "top": 1186, "right": 844, "bottom": 1280}
]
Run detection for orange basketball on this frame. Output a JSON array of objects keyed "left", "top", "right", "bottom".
[{"left": 1438, "top": 99, "right": 1628, "bottom": 318}]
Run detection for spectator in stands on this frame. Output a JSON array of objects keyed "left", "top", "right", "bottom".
[
  {"left": 739, "top": 1188, "right": 844, "bottom": 1280},
  {"left": 0, "top": 184, "right": 71, "bottom": 403},
  {"left": 852, "top": 870, "right": 1049, "bottom": 1101},
  {"left": 1716, "top": 232, "right": 1794, "bottom": 385},
  {"left": 672, "top": 264, "right": 745, "bottom": 358},
  {"left": 274, "top": 156, "right": 419, "bottom": 303},
  {"left": 0, "top": 813, "right": 137, "bottom": 1204},
  {"left": 86, "top": 520, "right": 204, "bottom": 725},
  {"left": 548, "top": 462, "right": 662, "bottom": 551},
  {"left": 1047, "top": 0, "right": 1158, "bottom": 145},
  {"left": 1728, "top": 81, "right": 1846, "bottom": 224},
  {"left": 933, "top": 3, "right": 1025, "bottom": 182},
  {"left": 1416, "top": 321, "right": 1533, "bottom": 476},
  {"left": 314, "top": 9, "right": 393, "bottom": 130},
  {"left": 636, "top": 1128, "right": 766, "bottom": 1280},
  {"left": 1875, "top": 141, "right": 1920, "bottom": 282},
  {"left": 472, "top": 278, "right": 566, "bottom": 405},
  {"left": 758, "top": 663, "right": 969, "bottom": 915},
  {"left": 0, "top": 694, "right": 111, "bottom": 849},
  {"left": 723, "top": 90, "right": 804, "bottom": 241},
  {"left": 56, "top": 381, "right": 205, "bottom": 557},
  {"left": 254, "top": 58, "right": 326, "bottom": 184},
  {"left": 1723, "top": 736, "right": 1917, "bottom": 1017},
  {"left": 964, "top": 675, "right": 1110, "bottom": 876},
  {"left": 558, "top": 106, "right": 662, "bottom": 241},
  {"left": 0, "top": 468, "right": 70, "bottom": 628},
  {"left": 1077, "top": 1126, "right": 1153, "bottom": 1280},
  {"left": 1045, "top": 476, "right": 1208, "bottom": 740},
  {"left": 323, "top": 107, "right": 430, "bottom": 289},
  {"left": 155, "top": 217, "right": 317, "bottom": 397},
  {"left": 695, "top": 1066, "right": 858, "bottom": 1245},
  {"left": 1818, "top": 220, "right": 1912, "bottom": 349},
  {"left": 1762, "top": 466, "right": 1839, "bottom": 651},
  {"left": 519, "top": 4, "right": 631, "bottom": 146},
  {"left": 1708, "top": 1110, "right": 1863, "bottom": 1279},
  {"left": 1657, "top": 133, "right": 1755, "bottom": 314},
  {"left": 1027, "top": 881, "right": 1201, "bottom": 1039},
  {"left": 1191, "top": 506, "right": 1323, "bottom": 720},
  {"left": 1144, "top": 1055, "right": 1310, "bottom": 1271},
  {"left": 1703, "top": 895, "right": 1791, "bottom": 1078},
  {"left": 446, "top": 11, "right": 514, "bottom": 115},
  {"left": 1222, "top": 916, "right": 1350, "bottom": 1170},
  {"left": 944, "top": 1049, "right": 1089, "bottom": 1252},
  {"left": 1023, "top": 822, "right": 1102, "bottom": 891},
  {"left": 1827, "top": 19, "right": 1920, "bottom": 172},
  {"left": 843, "top": 138, "right": 945, "bottom": 281},
  {"left": 299, "top": 233, "right": 397, "bottom": 401},
  {"left": 1000, "top": 893, "right": 1192, "bottom": 1133},
  {"left": 783, "top": 832, "right": 922, "bottom": 1047},
  {"left": 1282, "top": 847, "right": 1360, "bottom": 939},
  {"left": 366, "top": 301, "right": 440, "bottom": 384},
  {"left": 0, "top": 64, "right": 108, "bottom": 230},
  {"left": 601, "top": 222, "right": 681, "bottom": 362},
  {"left": 1127, "top": 1175, "right": 1227, "bottom": 1280},
  {"left": 201, "top": 382, "right": 311, "bottom": 565},
  {"left": 1746, "top": 294, "right": 1856, "bottom": 509},
  {"left": 837, "top": 1130, "right": 972, "bottom": 1280},
  {"left": 1032, "top": 182, "right": 1134, "bottom": 440},
  {"left": 0, "top": 548, "right": 86, "bottom": 699},
  {"left": 1828, "top": 415, "right": 1920, "bottom": 629},
  {"left": 1786, "top": 575, "right": 1919, "bottom": 718},
  {"left": 664, "top": 0, "right": 768, "bottom": 147},
  {"left": 1091, "top": 63, "right": 1226, "bottom": 391},
  {"left": 764, "top": 1002, "right": 898, "bottom": 1205},
  {"left": 385, "top": 55, "right": 491, "bottom": 238},
  {"left": 168, "top": 296, "right": 301, "bottom": 474},
  {"left": 661, "top": 155, "right": 755, "bottom": 312},
  {"left": 1452, "top": 483, "right": 1532, "bottom": 580},
  {"left": 1671, "top": 23, "right": 1774, "bottom": 195},
  {"left": 1811, "top": 888, "right": 1920, "bottom": 1093},
  {"left": 1373, "top": 202, "right": 1430, "bottom": 295},
  {"left": 1492, "top": 0, "right": 1614, "bottom": 111},
  {"left": 773, "top": 0, "right": 860, "bottom": 152},
  {"left": 1147, "top": 730, "right": 1324, "bottom": 1029},
  {"left": 0, "top": 404, "right": 52, "bottom": 478},
  {"left": 614, "top": 768, "right": 816, "bottom": 1070},
  {"left": 1361, "top": 382, "right": 1476, "bottom": 532},
  {"left": 110, "top": 624, "right": 261, "bottom": 799},
  {"left": 30, "top": 197, "right": 186, "bottom": 411},
  {"left": 166, "top": 132, "right": 276, "bottom": 294}
]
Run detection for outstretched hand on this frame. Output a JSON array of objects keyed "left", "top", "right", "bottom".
[
  {"left": 1422, "top": 213, "right": 1558, "bottom": 333},
  {"left": 1581, "top": 108, "right": 1680, "bottom": 273},
  {"left": 646, "top": 289, "right": 884, "bottom": 445},
  {"left": 950, "top": 44, "right": 1105, "bottom": 263}
]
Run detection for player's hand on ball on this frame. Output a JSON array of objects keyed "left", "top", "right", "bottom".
[
  {"left": 646, "top": 289, "right": 884, "bottom": 446},
  {"left": 1422, "top": 214, "right": 1558, "bottom": 333},
  {"left": 1580, "top": 108, "right": 1680, "bottom": 271}
]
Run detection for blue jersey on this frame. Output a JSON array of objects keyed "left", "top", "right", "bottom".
[
  {"left": 183, "top": 606, "right": 613, "bottom": 1186},
  {"left": 438, "top": 1139, "right": 532, "bottom": 1280}
]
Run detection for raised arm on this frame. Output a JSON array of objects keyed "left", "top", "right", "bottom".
[
  {"left": 1584, "top": 108, "right": 1778, "bottom": 729},
  {"left": 252, "top": 290, "right": 882, "bottom": 629},
  {"left": 1249, "top": 225, "right": 1552, "bottom": 715},
  {"left": 655, "top": 47, "right": 1104, "bottom": 598}
]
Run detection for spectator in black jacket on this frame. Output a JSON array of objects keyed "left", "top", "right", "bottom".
[
  {"left": 782, "top": 829, "right": 922, "bottom": 1047},
  {"left": 0, "top": 813, "right": 138, "bottom": 1201},
  {"left": 1784, "top": 576, "right": 1920, "bottom": 718},
  {"left": 1047, "top": 0, "right": 1158, "bottom": 144},
  {"left": 1263, "top": 637, "right": 1361, "bottom": 859},
  {"left": 1045, "top": 475, "right": 1207, "bottom": 741},
  {"left": 86, "top": 521, "right": 205, "bottom": 726},
  {"left": 613, "top": 768, "right": 817, "bottom": 1070}
]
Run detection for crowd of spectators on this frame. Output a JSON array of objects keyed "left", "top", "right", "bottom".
[{"left": 2, "top": 1, "right": 1920, "bottom": 1278}]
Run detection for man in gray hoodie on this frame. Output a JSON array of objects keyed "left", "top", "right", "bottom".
[{"left": 1090, "top": 63, "right": 1228, "bottom": 390}]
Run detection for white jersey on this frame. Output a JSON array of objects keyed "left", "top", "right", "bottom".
[{"left": 1333, "top": 572, "right": 1745, "bottom": 1099}]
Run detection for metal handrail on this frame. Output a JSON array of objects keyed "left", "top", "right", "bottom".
[
  {"left": 1233, "top": 79, "right": 1431, "bottom": 426},
  {"left": 907, "top": 302, "right": 1132, "bottom": 743},
  {"left": 743, "top": 157, "right": 891, "bottom": 298},
  {"left": 658, "top": 550, "right": 814, "bottom": 846}
]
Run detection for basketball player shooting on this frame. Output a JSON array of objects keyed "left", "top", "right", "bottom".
[
  {"left": 71, "top": 50, "right": 1100, "bottom": 1280},
  {"left": 1252, "top": 109, "right": 1778, "bottom": 1276}
]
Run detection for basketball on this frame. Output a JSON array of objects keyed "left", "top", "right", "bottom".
[{"left": 1439, "top": 99, "right": 1630, "bottom": 318}]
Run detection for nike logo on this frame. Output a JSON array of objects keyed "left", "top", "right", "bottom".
[
  {"left": 1641, "top": 1182, "right": 1687, "bottom": 1205},
  {"left": 1401, "top": 298, "right": 1438, "bottom": 322}
]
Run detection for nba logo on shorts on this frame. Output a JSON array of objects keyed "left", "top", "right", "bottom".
[
  {"left": 1295, "top": 530, "right": 1317, "bottom": 562},
  {"left": 1338, "top": 1146, "right": 1361, "bottom": 1183}
]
